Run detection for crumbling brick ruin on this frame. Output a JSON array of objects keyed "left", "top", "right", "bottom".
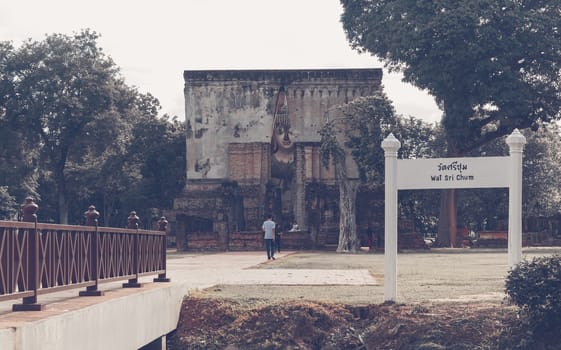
[{"left": 167, "top": 69, "right": 384, "bottom": 251}]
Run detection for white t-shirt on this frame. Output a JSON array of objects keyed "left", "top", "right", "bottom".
[{"left": 262, "top": 219, "right": 276, "bottom": 239}]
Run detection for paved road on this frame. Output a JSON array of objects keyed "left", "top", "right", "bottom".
[{"left": 165, "top": 251, "right": 377, "bottom": 286}]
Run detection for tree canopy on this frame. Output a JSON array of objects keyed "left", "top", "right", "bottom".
[
  {"left": 341, "top": 0, "right": 561, "bottom": 154},
  {"left": 341, "top": 0, "right": 561, "bottom": 245},
  {"left": 0, "top": 30, "right": 185, "bottom": 225},
  {"left": 521, "top": 124, "right": 561, "bottom": 218},
  {"left": 320, "top": 94, "right": 440, "bottom": 251},
  {"left": 451, "top": 123, "right": 561, "bottom": 234}
]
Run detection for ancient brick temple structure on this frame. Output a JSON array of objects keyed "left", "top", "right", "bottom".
[{"left": 167, "top": 69, "right": 383, "bottom": 251}]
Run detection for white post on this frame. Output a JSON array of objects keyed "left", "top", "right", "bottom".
[
  {"left": 506, "top": 129, "right": 526, "bottom": 267},
  {"left": 381, "top": 134, "right": 401, "bottom": 301}
]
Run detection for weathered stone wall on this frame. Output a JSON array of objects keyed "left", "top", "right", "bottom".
[
  {"left": 228, "top": 143, "right": 270, "bottom": 183},
  {"left": 183, "top": 230, "right": 316, "bottom": 252},
  {"left": 171, "top": 69, "right": 384, "bottom": 251},
  {"left": 184, "top": 69, "right": 382, "bottom": 181}
]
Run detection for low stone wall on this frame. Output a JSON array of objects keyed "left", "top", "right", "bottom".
[
  {"left": 181, "top": 229, "right": 561, "bottom": 252},
  {"left": 279, "top": 231, "right": 313, "bottom": 250},
  {"left": 229, "top": 232, "right": 263, "bottom": 251},
  {"left": 524, "top": 231, "right": 561, "bottom": 246},
  {"left": 184, "top": 230, "right": 431, "bottom": 251},
  {"left": 399, "top": 232, "right": 427, "bottom": 250},
  {"left": 185, "top": 232, "right": 222, "bottom": 251},
  {"left": 476, "top": 231, "right": 508, "bottom": 248},
  {"left": 184, "top": 231, "right": 316, "bottom": 251}
]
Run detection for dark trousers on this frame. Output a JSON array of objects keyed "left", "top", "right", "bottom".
[
  {"left": 265, "top": 239, "right": 275, "bottom": 259},
  {"left": 275, "top": 234, "right": 281, "bottom": 252}
]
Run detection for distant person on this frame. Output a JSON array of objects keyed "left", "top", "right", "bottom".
[
  {"left": 262, "top": 214, "right": 276, "bottom": 260},
  {"left": 275, "top": 222, "right": 283, "bottom": 253}
]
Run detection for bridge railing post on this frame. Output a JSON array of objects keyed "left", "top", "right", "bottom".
[
  {"left": 123, "top": 211, "right": 142, "bottom": 288},
  {"left": 13, "top": 197, "right": 44, "bottom": 311},
  {"left": 5, "top": 206, "right": 170, "bottom": 310},
  {"left": 154, "top": 216, "right": 170, "bottom": 283},
  {"left": 80, "top": 214, "right": 104, "bottom": 296}
]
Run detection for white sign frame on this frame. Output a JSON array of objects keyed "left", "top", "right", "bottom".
[{"left": 381, "top": 130, "right": 526, "bottom": 302}]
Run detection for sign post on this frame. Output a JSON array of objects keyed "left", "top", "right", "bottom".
[
  {"left": 381, "top": 134, "right": 400, "bottom": 302},
  {"left": 506, "top": 129, "right": 526, "bottom": 267},
  {"left": 381, "top": 129, "right": 525, "bottom": 302}
]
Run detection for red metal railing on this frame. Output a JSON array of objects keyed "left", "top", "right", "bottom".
[{"left": 0, "top": 220, "right": 169, "bottom": 311}]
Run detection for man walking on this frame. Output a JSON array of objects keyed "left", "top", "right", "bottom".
[{"left": 262, "top": 214, "right": 276, "bottom": 260}]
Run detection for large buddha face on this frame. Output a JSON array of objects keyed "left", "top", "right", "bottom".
[
  {"left": 272, "top": 114, "right": 294, "bottom": 163},
  {"left": 274, "top": 117, "right": 293, "bottom": 150},
  {"left": 271, "top": 88, "right": 294, "bottom": 164}
]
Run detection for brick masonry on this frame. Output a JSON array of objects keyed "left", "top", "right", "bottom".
[{"left": 166, "top": 68, "right": 415, "bottom": 251}]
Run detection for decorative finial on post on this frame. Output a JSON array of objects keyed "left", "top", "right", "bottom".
[
  {"left": 127, "top": 211, "right": 140, "bottom": 229},
  {"left": 21, "top": 196, "right": 39, "bottom": 223},
  {"left": 84, "top": 205, "right": 100, "bottom": 226},
  {"left": 157, "top": 216, "right": 168, "bottom": 231},
  {"left": 381, "top": 133, "right": 402, "bottom": 154},
  {"left": 506, "top": 128, "right": 527, "bottom": 152}
]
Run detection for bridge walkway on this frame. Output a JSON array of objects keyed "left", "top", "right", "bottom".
[{"left": 0, "top": 250, "right": 376, "bottom": 350}]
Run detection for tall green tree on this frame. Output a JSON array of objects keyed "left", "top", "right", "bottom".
[
  {"left": 100, "top": 113, "right": 186, "bottom": 228},
  {"left": 128, "top": 114, "right": 186, "bottom": 208},
  {"left": 320, "top": 95, "right": 438, "bottom": 252},
  {"left": 455, "top": 123, "right": 561, "bottom": 231},
  {"left": 0, "top": 118, "right": 39, "bottom": 210},
  {"left": 521, "top": 125, "right": 561, "bottom": 219},
  {"left": 341, "top": 0, "right": 561, "bottom": 245},
  {"left": 60, "top": 90, "right": 166, "bottom": 226},
  {"left": 0, "top": 187, "right": 17, "bottom": 220},
  {"left": 320, "top": 118, "right": 360, "bottom": 252},
  {"left": 3, "top": 30, "right": 144, "bottom": 223},
  {"left": 0, "top": 41, "right": 40, "bottom": 211}
]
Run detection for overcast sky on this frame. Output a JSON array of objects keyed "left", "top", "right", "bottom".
[{"left": 1, "top": 0, "right": 442, "bottom": 123}]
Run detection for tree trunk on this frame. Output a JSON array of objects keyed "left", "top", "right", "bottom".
[
  {"left": 103, "top": 194, "right": 116, "bottom": 227},
  {"left": 307, "top": 209, "right": 320, "bottom": 249},
  {"left": 437, "top": 132, "right": 461, "bottom": 247},
  {"left": 55, "top": 147, "right": 70, "bottom": 224},
  {"left": 336, "top": 176, "right": 360, "bottom": 253},
  {"left": 437, "top": 189, "right": 457, "bottom": 247},
  {"left": 57, "top": 185, "right": 69, "bottom": 224},
  {"left": 55, "top": 168, "right": 69, "bottom": 224}
]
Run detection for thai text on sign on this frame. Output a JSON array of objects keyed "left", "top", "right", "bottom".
[{"left": 396, "top": 156, "right": 510, "bottom": 190}]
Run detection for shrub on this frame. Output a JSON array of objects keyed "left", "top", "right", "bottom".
[
  {"left": 505, "top": 254, "right": 561, "bottom": 330},
  {"left": 0, "top": 187, "right": 17, "bottom": 220}
]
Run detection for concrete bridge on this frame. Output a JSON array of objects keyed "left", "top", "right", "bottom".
[{"left": 0, "top": 251, "right": 376, "bottom": 350}]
